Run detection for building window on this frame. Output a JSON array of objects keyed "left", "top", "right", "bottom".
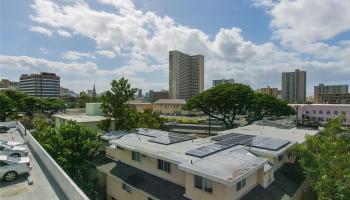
[
  {"left": 305, "top": 110, "right": 309, "bottom": 114},
  {"left": 122, "top": 183, "right": 131, "bottom": 193},
  {"left": 334, "top": 110, "right": 338, "bottom": 115},
  {"left": 236, "top": 178, "right": 247, "bottom": 191},
  {"left": 326, "top": 110, "right": 331, "bottom": 115},
  {"left": 194, "top": 175, "right": 213, "bottom": 193},
  {"left": 278, "top": 155, "right": 283, "bottom": 161},
  {"left": 158, "top": 159, "right": 171, "bottom": 173},
  {"left": 132, "top": 151, "right": 141, "bottom": 161},
  {"left": 319, "top": 110, "right": 323, "bottom": 114}
]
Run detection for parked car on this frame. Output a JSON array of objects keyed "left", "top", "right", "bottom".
[
  {"left": 0, "top": 125, "right": 10, "bottom": 133},
  {"left": 0, "top": 155, "right": 31, "bottom": 181},
  {"left": 0, "top": 144, "right": 29, "bottom": 157},
  {"left": 0, "top": 140, "right": 25, "bottom": 147}
]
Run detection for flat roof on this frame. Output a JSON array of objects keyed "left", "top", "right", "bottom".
[
  {"left": 220, "top": 123, "right": 319, "bottom": 144},
  {"left": 154, "top": 99, "right": 186, "bottom": 104},
  {"left": 53, "top": 113, "right": 106, "bottom": 122},
  {"left": 0, "top": 128, "right": 67, "bottom": 200},
  {"left": 290, "top": 104, "right": 350, "bottom": 107},
  {"left": 109, "top": 131, "right": 269, "bottom": 186}
]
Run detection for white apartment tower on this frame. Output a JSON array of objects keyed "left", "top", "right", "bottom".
[{"left": 169, "top": 50, "right": 204, "bottom": 99}]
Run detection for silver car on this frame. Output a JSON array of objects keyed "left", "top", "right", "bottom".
[
  {"left": 0, "top": 143, "right": 29, "bottom": 157},
  {"left": 0, "top": 140, "right": 24, "bottom": 147},
  {"left": 0, "top": 155, "right": 31, "bottom": 181}
]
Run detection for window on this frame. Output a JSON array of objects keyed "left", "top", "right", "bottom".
[
  {"left": 158, "top": 159, "right": 171, "bottom": 173},
  {"left": 278, "top": 155, "right": 283, "bottom": 161},
  {"left": 122, "top": 183, "right": 131, "bottom": 193},
  {"left": 132, "top": 151, "right": 141, "bottom": 161},
  {"left": 334, "top": 110, "right": 338, "bottom": 115},
  {"left": 194, "top": 175, "right": 213, "bottom": 193},
  {"left": 236, "top": 178, "right": 247, "bottom": 191},
  {"left": 319, "top": 110, "right": 323, "bottom": 114},
  {"left": 326, "top": 110, "right": 331, "bottom": 115}
]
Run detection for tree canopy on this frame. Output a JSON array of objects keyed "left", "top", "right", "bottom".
[
  {"left": 294, "top": 117, "right": 350, "bottom": 200},
  {"left": 100, "top": 78, "right": 137, "bottom": 130},
  {"left": 39, "top": 98, "right": 66, "bottom": 120},
  {"left": 186, "top": 83, "right": 294, "bottom": 128},
  {"left": 34, "top": 119, "right": 102, "bottom": 198},
  {"left": 0, "top": 92, "right": 15, "bottom": 121}
]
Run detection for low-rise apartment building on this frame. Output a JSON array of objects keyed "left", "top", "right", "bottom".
[
  {"left": 99, "top": 121, "right": 318, "bottom": 200},
  {"left": 291, "top": 104, "right": 350, "bottom": 125}
]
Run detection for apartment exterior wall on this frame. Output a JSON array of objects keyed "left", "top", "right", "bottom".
[
  {"left": 169, "top": 50, "right": 204, "bottom": 99},
  {"left": 106, "top": 147, "right": 186, "bottom": 187},
  {"left": 19, "top": 72, "right": 60, "bottom": 98},
  {"left": 256, "top": 86, "right": 279, "bottom": 97},
  {"left": 282, "top": 69, "right": 306, "bottom": 103},
  {"left": 292, "top": 104, "right": 350, "bottom": 125},
  {"left": 106, "top": 176, "right": 152, "bottom": 200},
  {"left": 212, "top": 79, "right": 234, "bottom": 87}
]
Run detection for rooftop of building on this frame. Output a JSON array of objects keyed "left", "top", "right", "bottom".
[
  {"left": 98, "top": 161, "right": 190, "bottom": 200},
  {"left": 154, "top": 99, "right": 186, "bottom": 104},
  {"left": 290, "top": 103, "right": 350, "bottom": 107},
  {"left": 53, "top": 113, "right": 106, "bottom": 122},
  {"left": 108, "top": 122, "right": 307, "bottom": 186}
]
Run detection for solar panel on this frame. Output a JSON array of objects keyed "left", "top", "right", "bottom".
[
  {"left": 149, "top": 133, "right": 193, "bottom": 145},
  {"left": 253, "top": 138, "right": 290, "bottom": 151},
  {"left": 186, "top": 144, "right": 228, "bottom": 158},
  {"left": 239, "top": 136, "right": 271, "bottom": 146},
  {"left": 211, "top": 133, "right": 242, "bottom": 141}
]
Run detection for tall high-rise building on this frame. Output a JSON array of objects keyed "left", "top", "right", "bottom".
[
  {"left": 137, "top": 89, "right": 142, "bottom": 98},
  {"left": 169, "top": 50, "right": 204, "bottom": 99},
  {"left": 282, "top": 69, "right": 306, "bottom": 103},
  {"left": 212, "top": 79, "right": 234, "bottom": 87},
  {"left": 19, "top": 72, "right": 60, "bottom": 97}
]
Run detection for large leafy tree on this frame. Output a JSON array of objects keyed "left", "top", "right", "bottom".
[
  {"left": 39, "top": 98, "right": 65, "bottom": 122},
  {"left": 0, "top": 92, "right": 15, "bottom": 121},
  {"left": 186, "top": 83, "right": 294, "bottom": 128},
  {"left": 34, "top": 120, "right": 102, "bottom": 198},
  {"left": 3, "top": 90, "right": 26, "bottom": 118},
  {"left": 20, "top": 96, "right": 39, "bottom": 120},
  {"left": 294, "top": 117, "right": 350, "bottom": 200},
  {"left": 100, "top": 78, "right": 137, "bottom": 130}
]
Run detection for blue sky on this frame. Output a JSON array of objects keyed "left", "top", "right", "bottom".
[{"left": 1, "top": 0, "right": 350, "bottom": 96}]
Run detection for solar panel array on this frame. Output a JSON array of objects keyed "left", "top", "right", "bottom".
[
  {"left": 186, "top": 133, "right": 291, "bottom": 158},
  {"left": 149, "top": 133, "right": 194, "bottom": 145}
]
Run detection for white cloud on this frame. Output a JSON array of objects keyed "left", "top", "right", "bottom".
[
  {"left": 95, "top": 50, "right": 116, "bottom": 58},
  {"left": 25, "top": 0, "right": 350, "bottom": 92},
  {"left": 61, "top": 51, "right": 94, "bottom": 60},
  {"left": 57, "top": 29, "right": 71, "bottom": 37},
  {"left": 29, "top": 26, "right": 52, "bottom": 36}
]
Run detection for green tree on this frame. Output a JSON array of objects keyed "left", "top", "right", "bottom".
[
  {"left": 20, "top": 96, "right": 39, "bottom": 120},
  {"left": 294, "top": 117, "right": 350, "bottom": 200},
  {"left": 100, "top": 78, "right": 137, "bottom": 130},
  {"left": 34, "top": 120, "right": 102, "bottom": 199},
  {"left": 186, "top": 83, "right": 294, "bottom": 128},
  {"left": 39, "top": 98, "right": 65, "bottom": 122},
  {"left": 186, "top": 83, "right": 254, "bottom": 128},
  {"left": 137, "top": 109, "right": 167, "bottom": 129},
  {"left": 3, "top": 90, "right": 26, "bottom": 119},
  {"left": 246, "top": 93, "right": 295, "bottom": 123},
  {"left": 77, "top": 92, "right": 100, "bottom": 108},
  {"left": 0, "top": 92, "right": 15, "bottom": 121}
]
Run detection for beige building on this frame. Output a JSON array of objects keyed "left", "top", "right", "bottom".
[
  {"left": 169, "top": 50, "right": 204, "bottom": 99},
  {"left": 314, "top": 83, "right": 350, "bottom": 104},
  {"left": 98, "top": 120, "right": 319, "bottom": 200},
  {"left": 256, "top": 86, "right": 279, "bottom": 97},
  {"left": 282, "top": 69, "right": 306, "bottom": 103},
  {"left": 128, "top": 99, "right": 186, "bottom": 115}
]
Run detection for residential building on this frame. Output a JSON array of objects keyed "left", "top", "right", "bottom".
[
  {"left": 291, "top": 104, "right": 350, "bottom": 125},
  {"left": 314, "top": 83, "right": 350, "bottom": 104},
  {"left": 99, "top": 121, "right": 319, "bottom": 200},
  {"left": 169, "top": 50, "right": 204, "bottom": 99},
  {"left": 0, "top": 78, "right": 20, "bottom": 90},
  {"left": 256, "top": 86, "right": 279, "bottom": 97},
  {"left": 19, "top": 72, "right": 60, "bottom": 98},
  {"left": 149, "top": 90, "right": 169, "bottom": 102},
  {"left": 137, "top": 89, "right": 142, "bottom": 98},
  {"left": 282, "top": 69, "right": 306, "bottom": 103},
  {"left": 212, "top": 79, "right": 234, "bottom": 87}
]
